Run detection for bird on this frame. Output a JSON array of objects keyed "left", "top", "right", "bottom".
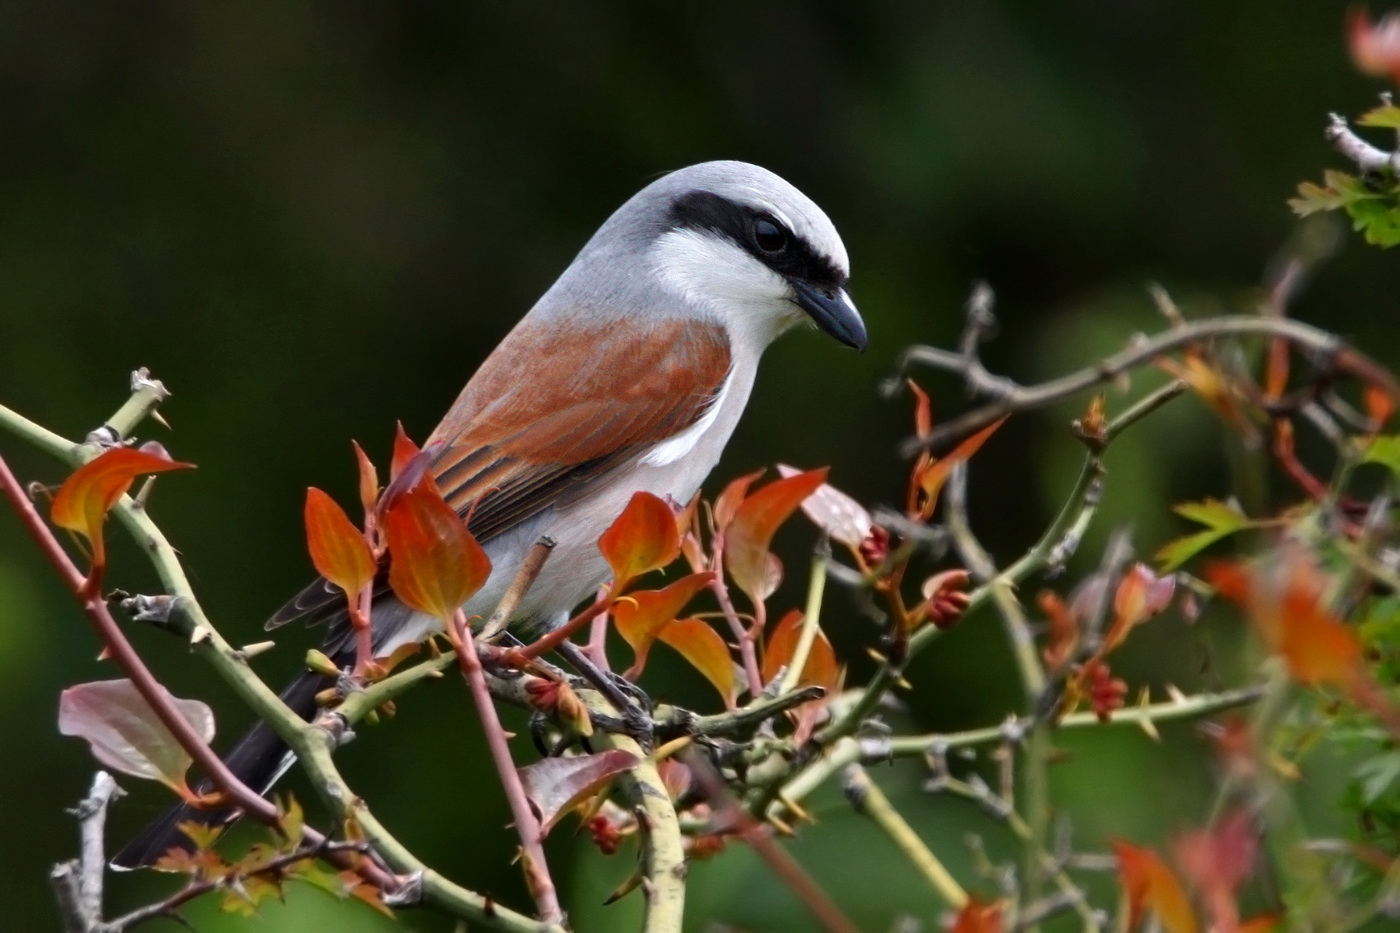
[{"left": 113, "top": 160, "right": 865, "bottom": 868}]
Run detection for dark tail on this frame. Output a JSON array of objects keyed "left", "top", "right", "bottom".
[{"left": 111, "top": 669, "right": 328, "bottom": 869}]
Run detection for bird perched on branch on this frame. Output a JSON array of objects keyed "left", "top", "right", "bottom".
[{"left": 114, "top": 160, "right": 865, "bottom": 868}]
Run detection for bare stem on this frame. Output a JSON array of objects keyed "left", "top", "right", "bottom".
[
  {"left": 685, "top": 749, "right": 861, "bottom": 933},
  {"left": 843, "top": 764, "right": 967, "bottom": 908},
  {"left": 451, "top": 611, "right": 562, "bottom": 923},
  {"left": 893, "top": 315, "right": 1395, "bottom": 452}
]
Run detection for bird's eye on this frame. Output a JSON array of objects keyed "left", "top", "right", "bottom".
[{"left": 752, "top": 218, "right": 790, "bottom": 254}]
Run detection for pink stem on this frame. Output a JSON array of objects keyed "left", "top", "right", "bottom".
[
  {"left": 0, "top": 452, "right": 279, "bottom": 822},
  {"left": 450, "top": 610, "right": 562, "bottom": 923}
]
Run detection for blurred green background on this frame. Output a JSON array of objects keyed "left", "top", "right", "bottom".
[{"left": 1, "top": 2, "right": 1396, "bottom": 930}]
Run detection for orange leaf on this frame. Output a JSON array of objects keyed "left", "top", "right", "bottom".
[
  {"left": 1039, "top": 590, "right": 1079, "bottom": 674},
  {"left": 912, "top": 417, "right": 1006, "bottom": 517},
  {"left": 1206, "top": 556, "right": 1361, "bottom": 688},
  {"left": 1112, "top": 840, "right": 1199, "bottom": 933},
  {"left": 612, "top": 572, "right": 715, "bottom": 678},
  {"left": 761, "top": 609, "right": 838, "bottom": 692},
  {"left": 598, "top": 492, "right": 681, "bottom": 592},
  {"left": 907, "top": 379, "right": 932, "bottom": 439},
  {"left": 383, "top": 482, "right": 491, "bottom": 622},
  {"left": 50, "top": 442, "right": 194, "bottom": 571},
  {"left": 1173, "top": 810, "right": 1257, "bottom": 933},
  {"left": 1104, "top": 563, "right": 1176, "bottom": 653},
  {"left": 713, "top": 468, "right": 766, "bottom": 532},
  {"left": 351, "top": 440, "right": 380, "bottom": 523},
  {"left": 1366, "top": 385, "right": 1396, "bottom": 429},
  {"left": 724, "top": 468, "right": 828, "bottom": 604},
  {"left": 1158, "top": 349, "right": 1256, "bottom": 438},
  {"left": 949, "top": 896, "right": 1004, "bottom": 933},
  {"left": 1350, "top": 8, "right": 1400, "bottom": 84},
  {"left": 389, "top": 421, "right": 421, "bottom": 480},
  {"left": 658, "top": 618, "right": 736, "bottom": 706},
  {"left": 304, "top": 488, "right": 376, "bottom": 600}
]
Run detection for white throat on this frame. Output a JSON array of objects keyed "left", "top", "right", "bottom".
[{"left": 649, "top": 227, "right": 806, "bottom": 350}]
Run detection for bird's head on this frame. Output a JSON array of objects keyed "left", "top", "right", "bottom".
[{"left": 576, "top": 161, "right": 866, "bottom": 352}]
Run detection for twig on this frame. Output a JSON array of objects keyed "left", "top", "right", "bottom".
[
  {"left": 778, "top": 540, "right": 830, "bottom": 696},
  {"left": 684, "top": 748, "right": 861, "bottom": 933},
  {"left": 598, "top": 730, "right": 688, "bottom": 933},
  {"left": 1, "top": 386, "right": 556, "bottom": 930},
  {"left": 893, "top": 315, "right": 1396, "bottom": 453},
  {"left": 450, "top": 611, "right": 562, "bottom": 923},
  {"left": 707, "top": 554, "right": 766, "bottom": 697},
  {"left": 478, "top": 537, "right": 556, "bottom": 642},
  {"left": 843, "top": 764, "right": 967, "bottom": 909},
  {"left": 0, "top": 451, "right": 282, "bottom": 825},
  {"left": 102, "top": 839, "right": 372, "bottom": 932},
  {"left": 501, "top": 596, "right": 610, "bottom": 666},
  {"left": 1326, "top": 112, "right": 1400, "bottom": 174},
  {"left": 678, "top": 686, "right": 826, "bottom": 738},
  {"left": 930, "top": 772, "right": 1101, "bottom": 931},
  {"left": 51, "top": 772, "right": 125, "bottom": 933}
]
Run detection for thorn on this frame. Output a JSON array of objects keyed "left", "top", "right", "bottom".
[
  {"left": 774, "top": 793, "right": 811, "bottom": 823},
  {"left": 238, "top": 640, "right": 277, "bottom": 659},
  {"left": 1135, "top": 687, "right": 1160, "bottom": 742},
  {"left": 188, "top": 625, "right": 211, "bottom": 646},
  {"left": 1165, "top": 683, "right": 1187, "bottom": 704},
  {"left": 150, "top": 410, "right": 172, "bottom": 430}
]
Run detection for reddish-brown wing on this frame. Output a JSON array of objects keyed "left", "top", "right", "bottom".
[{"left": 267, "top": 318, "right": 732, "bottom": 628}]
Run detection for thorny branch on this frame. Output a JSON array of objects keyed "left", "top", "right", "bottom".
[
  {"left": 11, "top": 246, "right": 1393, "bottom": 933},
  {"left": 891, "top": 312, "right": 1398, "bottom": 453}
]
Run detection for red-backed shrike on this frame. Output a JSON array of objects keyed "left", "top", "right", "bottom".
[{"left": 115, "top": 160, "right": 865, "bottom": 867}]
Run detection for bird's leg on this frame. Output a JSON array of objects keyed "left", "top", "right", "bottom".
[{"left": 554, "top": 641, "right": 654, "bottom": 750}]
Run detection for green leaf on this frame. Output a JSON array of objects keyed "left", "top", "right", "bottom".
[
  {"left": 1288, "top": 170, "right": 1369, "bottom": 216},
  {"left": 1362, "top": 434, "right": 1400, "bottom": 479},
  {"left": 1358, "top": 104, "right": 1400, "bottom": 129},
  {"left": 1172, "top": 499, "right": 1250, "bottom": 532},
  {"left": 1348, "top": 197, "right": 1400, "bottom": 248},
  {"left": 1356, "top": 751, "right": 1400, "bottom": 805},
  {"left": 1154, "top": 499, "right": 1254, "bottom": 571}
]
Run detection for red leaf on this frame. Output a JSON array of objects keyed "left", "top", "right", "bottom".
[
  {"left": 518, "top": 750, "right": 639, "bottom": 834},
  {"left": 949, "top": 896, "right": 1004, "bottom": 933},
  {"left": 658, "top": 618, "right": 736, "bottom": 706},
  {"left": 1173, "top": 810, "right": 1257, "bottom": 933},
  {"left": 776, "top": 464, "right": 873, "bottom": 549},
  {"left": 724, "top": 468, "right": 828, "bottom": 605},
  {"left": 597, "top": 491, "right": 681, "bottom": 592},
  {"left": 1205, "top": 555, "right": 1361, "bottom": 688},
  {"left": 59, "top": 679, "right": 214, "bottom": 792},
  {"left": 1365, "top": 385, "right": 1396, "bottom": 428},
  {"left": 304, "top": 488, "right": 376, "bottom": 599},
  {"left": 1039, "top": 590, "right": 1079, "bottom": 674},
  {"left": 50, "top": 443, "right": 194, "bottom": 570},
  {"left": 713, "top": 468, "right": 766, "bottom": 532},
  {"left": 384, "top": 482, "right": 491, "bottom": 622},
  {"left": 760, "top": 609, "right": 838, "bottom": 692},
  {"left": 612, "top": 572, "right": 715, "bottom": 678},
  {"left": 1104, "top": 563, "right": 1176, "bottom": 652},
  {"left": 389, "top": 421, "right": 421, "bottom": 480},
  {"left": 1112, "top": 840, "right": 1199, "bottom": 933},
  {"left": 910, "top": 417, "right": 1006, "bottom": 518},
  {"left": 351, "top": 440, "right": 380, "bottom": 523},
  {"left": 907, "top": 379, "right": 932, "bottom": 439},
  {"left": 1350, "top": 8, "right": 1400, "bottom": 84}
]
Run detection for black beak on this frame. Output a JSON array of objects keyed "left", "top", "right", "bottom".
[{"left": 791, "top": 280, "right": 867, "bottom": 350}]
